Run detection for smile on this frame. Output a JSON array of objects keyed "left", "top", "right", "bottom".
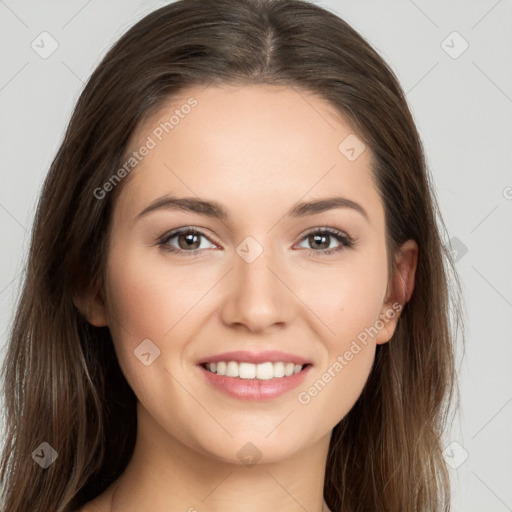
[{"left": 196, "top": 351, "right": 313, "bottom": 400}]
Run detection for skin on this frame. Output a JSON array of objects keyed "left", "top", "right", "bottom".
[{"left": 76, "top": 83, "right": 418, "bottom": 512}]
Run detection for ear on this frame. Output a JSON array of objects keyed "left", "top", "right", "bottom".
[
  {"left": 375, "top": 239, "right": 418, "bottom": 345},
  {"left": 73, "top": 278, "right": 109, "bottom": 327}
]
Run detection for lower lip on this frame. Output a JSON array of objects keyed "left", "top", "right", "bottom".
[{"left": 198, "top": 364, "right": 312, "bottom": 401}]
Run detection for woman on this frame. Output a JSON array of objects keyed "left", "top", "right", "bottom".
[{"left": 0, "top": 0, "right": 462, "bottom": 510}]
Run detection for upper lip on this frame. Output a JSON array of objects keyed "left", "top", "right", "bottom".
[{"left": 197, "top": 350, "right": 312, "bottom": 366}]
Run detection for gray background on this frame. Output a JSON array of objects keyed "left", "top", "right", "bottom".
[{"left": 1, "top": 0, "right": 511, "bottom": 510}]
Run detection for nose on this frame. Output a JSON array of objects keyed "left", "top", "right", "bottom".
[{"left": 219, "top": 245, "right": 295, "bottom": 333}]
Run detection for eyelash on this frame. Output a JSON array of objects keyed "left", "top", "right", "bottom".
[{"left": 157, "top": 226, "right": 355, "bottom": 257}]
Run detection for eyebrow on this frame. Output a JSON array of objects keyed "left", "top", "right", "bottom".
[{"left": 136, "top": 194, "right": 369, "bottom": 221}]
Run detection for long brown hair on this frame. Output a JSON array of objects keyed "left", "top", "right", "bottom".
[{"left": 0, "top": 1, "right": 462, "bottom": 510}]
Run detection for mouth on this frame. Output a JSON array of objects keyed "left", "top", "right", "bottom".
[{"left": 196, "top": 351, "right": 313, "bottom": 401}]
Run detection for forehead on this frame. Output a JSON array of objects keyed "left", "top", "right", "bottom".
[{"left": 116, "top": 83, "right": 382, "bottom": 225}]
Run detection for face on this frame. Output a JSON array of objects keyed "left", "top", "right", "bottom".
[{"left": 86, "top": 83, "right": 412, "bottom": 465}]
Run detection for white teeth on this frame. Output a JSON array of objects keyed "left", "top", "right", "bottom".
[
  {"left": 216, "top": 361, "right": 226, "bottom": 376},
  {"left": 256, "top": 362, "right": 274, "bottom": 380},
  {"left": 204, "top": 361, "right": 306, "bottom": 380},
  {"left": 226, "top": 361, "right": 239, "bottom": 377},
  {"left": 284, "top": 362, "right": 295, "bottom": 376},
  {"left": 273, "top": 361, "right": 285, "bottom": 378},
  {"left": 239, "top": 362, "right": 256, "bottom": 379}
]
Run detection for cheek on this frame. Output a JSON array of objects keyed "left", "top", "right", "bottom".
[
  {"left": 293, "top": 248, "right": 387, "bottom": 419},
  {"left": 296, "top": 276, "right": 382, "bottom": 424},
  {"left": 103, "top": 246, "right": 211, "bottom": 426},
  {"left": 293, "top": 243, "right": 389, "bottom": 345},
  {"left": 105, "top": 244, "right": 212, "bottom": 341},
  {"left": 103, "top": 242, "right": 231, "bottom": 394},
  {"left": 299, "top": 342, "right": 376, "bottom": 426}
]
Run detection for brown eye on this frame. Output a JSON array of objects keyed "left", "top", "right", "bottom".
[
  {"left": 176, "top": 232, "right": 201, "bottom": 250},
  {"left": 307, "top": 233, "right": 330, "bottom": 250},
  {"left": 158, "top": 228, "right": 216, "bottom": 254},
  {"left": 297, "top": 228, "right": 354, "bottom": 256}
]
